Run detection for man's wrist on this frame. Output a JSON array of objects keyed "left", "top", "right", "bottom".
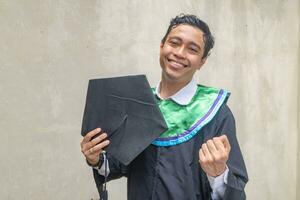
[
  {"left": 207, "top": 165, "right": 227, "bottom": 177},
  {"left": 86, "top": 155, "right": 103, "bottom": 168},
  {"left": 207, "top": 165, "right": 229, "bottom": 188}
]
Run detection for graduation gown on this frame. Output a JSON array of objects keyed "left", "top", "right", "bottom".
[{"left": 93, "top": 86, "right": 248, "bottom": 200}]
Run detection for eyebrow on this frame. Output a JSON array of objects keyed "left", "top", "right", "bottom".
[{"left": 168, "top": 36, "right": 202, "bottom": 50}]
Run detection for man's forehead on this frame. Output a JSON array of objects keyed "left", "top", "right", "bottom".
[{"left": 167, "top": 24, "right": 205, "bottom": 45}]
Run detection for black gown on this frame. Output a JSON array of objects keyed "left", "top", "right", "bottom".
[{"left": 93, "top": 104, "right": 248, "bottom": 200}]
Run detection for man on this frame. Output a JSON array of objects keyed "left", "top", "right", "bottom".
[{"left": 81, "top": 14, "right": 248, "bottom": 200}]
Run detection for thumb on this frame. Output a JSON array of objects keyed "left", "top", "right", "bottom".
[{"left": 219, "top": 135, "right": 231, "bottom": 151}]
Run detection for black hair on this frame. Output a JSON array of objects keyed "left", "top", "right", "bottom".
[{"left": 161, "top": 14, "right": 215, "bottom": 59}]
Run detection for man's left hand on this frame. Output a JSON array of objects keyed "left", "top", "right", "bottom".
[{"left": 198, "top": 135, "right": 231, "bottom": 177}]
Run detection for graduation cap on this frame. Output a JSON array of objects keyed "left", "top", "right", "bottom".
[{"left": 81, "top": 75, "right": 168, "bottom": 166}]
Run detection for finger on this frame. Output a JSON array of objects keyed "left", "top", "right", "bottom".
[
  {"left": 206, "top": 139, "right": 218, "bottom": 154},
  {"left": 90, "top": 133, "right": 108, "bottom": 146},
  {"left": 88, "top": 146, "right": 101, "bottom": 155},
  {"left": 201, "top": 143, "right": 212, "bottom": 160},
  {"left": 82, "top": 128, "right": 101, "bottom": 144},
  {"left": 219, "top": 135, "right": 231, "bottom": 151},
  {"left": 199, "top": 148, "right": 205, "bottom": 162},
  {"left": 84, "top": 148, "right": 100, "bottom": 161},
  {"left": 85, "top": 139, "right": 109, "bottom": 156},
  {"left": 82, "top": 133, "right": 108, "bottom": 153},
  {"left": 212, "top": 137, "right": 226, "bottom": 152},
  {"left": 91, "top": 140, "right": 110, "bottom": 153}
]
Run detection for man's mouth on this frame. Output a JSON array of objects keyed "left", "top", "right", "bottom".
[{"left": 167, "top": 58, "right": 188, "bottom": 69}]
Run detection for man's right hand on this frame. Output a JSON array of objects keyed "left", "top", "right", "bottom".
[{"left": 80, "top": 128, "right": 110, "bottom": 167}]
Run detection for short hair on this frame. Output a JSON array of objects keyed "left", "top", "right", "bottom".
[{"left": 161, "top": 14, "right": 215, "bottom": 59}]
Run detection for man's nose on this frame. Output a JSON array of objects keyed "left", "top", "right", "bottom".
[{"left": 174, "top": 46, "right": 186, "bottom": 59}]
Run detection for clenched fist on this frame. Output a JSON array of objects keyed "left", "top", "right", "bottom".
[{"left": 199, "top": 135, "right": 231, "bottom": 177}]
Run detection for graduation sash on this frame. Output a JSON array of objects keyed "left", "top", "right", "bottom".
[{"left": 152, "top": 85, "right": 229, "bottom": 147}]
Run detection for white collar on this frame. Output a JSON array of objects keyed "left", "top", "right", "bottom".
[{"left": 155, "top": 79, "right": 198, "bottom": 105}]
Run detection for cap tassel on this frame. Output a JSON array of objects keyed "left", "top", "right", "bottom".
[{"left": 100, "top": 151, "right": 108, "bottom": 200}]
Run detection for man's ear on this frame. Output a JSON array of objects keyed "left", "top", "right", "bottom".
[
  {"left": 160, "top": 42, "right": 164, "bottom": 49},
  {"left": 197, "top": 57, "right": 207, "bottom": 70}
]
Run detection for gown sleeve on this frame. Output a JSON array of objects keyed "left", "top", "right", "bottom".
[{"left": 214, "top": 105, "right": 249, "bottom": 200}]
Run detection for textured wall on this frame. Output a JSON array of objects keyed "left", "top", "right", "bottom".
[
  {"left": 297, "top": 2, "right": 300, "bottom": 198},
  {"left": 0, "top": 0, "right": 299, "bottom": 200}
]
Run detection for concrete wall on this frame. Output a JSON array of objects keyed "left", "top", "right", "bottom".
[
  {"left": 0, "top": 0, "right": 299, "bottom": 199},
  {"left": 297, "top": 1, "right": 300, "bottom": 198}
]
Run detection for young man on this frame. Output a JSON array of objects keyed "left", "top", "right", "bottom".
[{"left": 81, "top": 14, "right": 248, "bottom": 200}]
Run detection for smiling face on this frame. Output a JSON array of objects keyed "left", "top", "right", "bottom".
[{"left": 159, "top": 24, "right": 206, "bottom": 84}]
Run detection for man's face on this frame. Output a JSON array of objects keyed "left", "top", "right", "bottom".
[{"left": 159, "top": 24, "right": 206, "bottom": 83}]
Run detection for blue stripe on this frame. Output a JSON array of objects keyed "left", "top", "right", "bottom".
[{"left": 152, "top": 90, "right": 228, "bottom": 147}]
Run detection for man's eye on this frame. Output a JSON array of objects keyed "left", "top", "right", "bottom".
[
  {"left": 169, "top": 40, "right": 179, "bottom": 46},
  {"left": 189, "top": 48, "right": 198, "bottom": 53}
]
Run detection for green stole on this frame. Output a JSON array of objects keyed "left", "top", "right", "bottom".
[{"left": 152, "top": 85, "right": 229, "bottom": 147}]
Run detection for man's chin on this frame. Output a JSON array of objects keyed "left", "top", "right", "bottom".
[{"left": 162, "top": 71, "right": 182, "bottom": 82}]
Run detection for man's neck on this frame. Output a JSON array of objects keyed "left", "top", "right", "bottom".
[{"left": 159, "top": 77, "right": 191, "bottom": 99}]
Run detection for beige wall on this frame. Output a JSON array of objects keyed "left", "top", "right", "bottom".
[
  {"left": 297, "top": 1, "right": 300, "bottom": 198},
  {"left": 0, "top": 0, "right": 299, "bottom": 199}
]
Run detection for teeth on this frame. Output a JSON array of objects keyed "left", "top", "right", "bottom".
[{"left": 169, "top": 60, "right": 185, "bottom": 68}]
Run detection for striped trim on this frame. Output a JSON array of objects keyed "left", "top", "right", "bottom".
[{"left": 152, "top": 89, "right": 228, "bottom": 147}]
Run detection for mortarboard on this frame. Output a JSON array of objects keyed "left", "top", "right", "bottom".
[{"left": 81, "top": 75, "right": 168, "bottom": 166}]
